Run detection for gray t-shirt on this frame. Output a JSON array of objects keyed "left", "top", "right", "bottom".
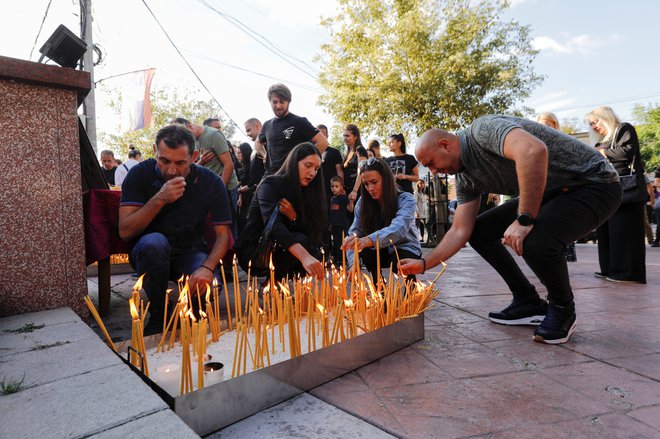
[{"left": 455, "top": 115, "right": 619, "bottom": 204}]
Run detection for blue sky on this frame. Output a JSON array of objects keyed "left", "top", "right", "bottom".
[{"left": 2, "top": 0, "right": 659, "bottom": 148}]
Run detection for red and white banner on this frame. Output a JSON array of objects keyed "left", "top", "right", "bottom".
[{"left": 121, "top": 68, "right": 156, "bottom": 132}]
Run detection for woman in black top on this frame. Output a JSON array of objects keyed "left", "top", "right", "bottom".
[
  {"left": 235, "top": 143, "right": 253, "bottom": 234},
  {"left": 587, "top": 106, "right": 646, "bottom": 283},
  {"left": 384, "top": 133, "right": 419, "bottom": 194},
  {"left": 236, "top": 143, "right": 327, "bottom": 280},
  {"left": 342, "top": 124, "right": 368, "bottom": 203}
]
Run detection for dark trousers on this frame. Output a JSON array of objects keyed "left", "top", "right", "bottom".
[
  {"left": 597, "top": 201, "right": 646, "bottom": 282},
  {"left": 129, "top": 232, "right": 208, "bottom": 320},
  {"left": 330, "top": 225, "right": 349, "bottom": 266},
  {"left": 469, "top": 183, "right": 621, "bottom": 307},
  {"left": 360, "top": 246, "right": 421, "bottom": 283}
]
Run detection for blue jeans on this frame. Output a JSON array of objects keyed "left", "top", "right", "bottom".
[
  {"left": 469, "top": 183, "right": 621, "bottom": 307},
  {"left": 129, "top": 232, "right": 208, "bottom": 320}
]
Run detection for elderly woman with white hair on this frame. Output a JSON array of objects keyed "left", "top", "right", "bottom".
[{"left": 586, "top": 106, "right": 646, "bottom": 283}]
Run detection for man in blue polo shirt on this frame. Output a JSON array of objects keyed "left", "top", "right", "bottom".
[{"left": 119, "top": 124, "right": 232, "bottom": 335}]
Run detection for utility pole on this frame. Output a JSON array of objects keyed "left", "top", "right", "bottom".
[{"left": 81, "top": 0, "right": 97, "bottom": 153}]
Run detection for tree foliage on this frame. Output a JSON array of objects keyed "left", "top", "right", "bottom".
[
  {"left": 99, "top": 86, "right": 235, "bottom": 160},
  {"left": 317, "top": 0, "right": 543, "bottom": 139},
  {"left": 633, "top": 103, "right": 660, "bottom": 173}
]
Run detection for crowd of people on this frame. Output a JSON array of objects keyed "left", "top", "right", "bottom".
[{"left": 100, "top": 83, "right": 655, "bottom": 344}]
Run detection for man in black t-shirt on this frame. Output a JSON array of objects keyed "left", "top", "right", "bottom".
[{"left": 260, "top": 83, "right": 329, "bottom": 175}]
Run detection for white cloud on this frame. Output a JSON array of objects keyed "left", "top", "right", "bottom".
[{"left": 532, "top": 34, "right": 602, "bottom": 55}]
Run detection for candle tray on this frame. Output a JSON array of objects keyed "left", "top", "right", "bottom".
[{"left": 120, "top": 313, "right": 424, "bottom": 436}]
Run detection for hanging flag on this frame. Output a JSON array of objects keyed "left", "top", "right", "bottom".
[{"left": 120, "top": 68, "right": 156, "bottom": 132}]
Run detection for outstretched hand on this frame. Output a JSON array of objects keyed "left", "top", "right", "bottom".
[
  {"left": 341, "top": 234, "right": 373, "bottom": 252},
  {"left": 398, "top": 258, "right": 424, "bottom": 276}
]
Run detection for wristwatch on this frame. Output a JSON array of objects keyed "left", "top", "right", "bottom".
[{"left": 516, "top": 212, "right": 535, "bottom": 226}]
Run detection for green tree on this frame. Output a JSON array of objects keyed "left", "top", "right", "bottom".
[
  {"left": 316, "top": 0, "right": 543, "bottom": 138},
  {"left": 99, "top": 86, "right": 235, "bottom": 160},
  {"left": 633, "top": 103, "right": 660, "bottom": 172},
  {"left": 559, "top": 117, "right": 584, "bottom": 135}
]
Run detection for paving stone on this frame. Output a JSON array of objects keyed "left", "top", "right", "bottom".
[
  {"left": 90, "top": 409, "right": 199, "bottom": 439},
  {"left": 0, "top": 364, "right": 167, "bottom": 439},
  {"left": 0, "top": 336, "right": 118, "bottom": 388},
  {"left": 0, "top": 307, "right": 79, "bottom": 331},
  {"left": 0, "top": 319, "right": 98, "bottom": 357},
  {"left": 211, "top": 393, "right": 394, "bottom": 439}
]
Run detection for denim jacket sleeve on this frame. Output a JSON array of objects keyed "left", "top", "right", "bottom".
[{"left": 367, "top": 192, "right": 417, "bottom": 246}]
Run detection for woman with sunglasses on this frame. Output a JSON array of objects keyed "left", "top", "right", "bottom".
[
  {"left": 341, "top": 157, "right": 423, "bottom": 282},
  {"left": 342, "top": 124, "right": 369, "bottom": 203},
  {"left": 586, "top": 106, "right": 646, "bottom": 283},
  {"left": 236, "top": 142, "right": 328, "bottom": 280}
]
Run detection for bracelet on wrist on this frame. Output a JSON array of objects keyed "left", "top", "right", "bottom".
[{"left": 200, "top": 264, "right": 214, "bottom": 273}]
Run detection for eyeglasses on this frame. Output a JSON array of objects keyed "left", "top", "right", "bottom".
[{"left": 360, "top": 156, "right": 381, "bottom": 171}]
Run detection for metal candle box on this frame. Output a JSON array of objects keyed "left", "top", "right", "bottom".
[{"left": 124, "top": 313, "right": 424, "bottom": 436}]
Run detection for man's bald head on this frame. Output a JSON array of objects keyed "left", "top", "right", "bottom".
[{"left": 415, "top": 129, "right": 461, "bottom": 175}]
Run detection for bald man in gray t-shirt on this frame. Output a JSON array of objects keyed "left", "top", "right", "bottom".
[{"left": 401, "top": 115, "right": 621, "bottom": 345}]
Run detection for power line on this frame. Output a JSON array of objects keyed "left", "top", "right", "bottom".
[
  {"left": 196, "top": 0, "right": 318, "bottom": 79},
  {"left": 181, "top": 49, "right": 323, "bottom": 93},
  {"left": 549, "top": 91, "right": 660, "bottom": 113},
  {"left": 140, "top": 0, "right": 246, "bottom": 136},
  {"left": 29, "top": 0, "right": 54, "bottom": 61}
]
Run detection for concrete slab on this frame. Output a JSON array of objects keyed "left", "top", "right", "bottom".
[
  {"left": 209, "top": 393, "right": 394, "bottom": 439},
  {"left": 0, "top": 307, "right": 80, "bottom": 330},
  {"left": 0, "top": 364, "right": 167, "bottom": 439},
  {"left": 90, "top": 409, "right": 199, "bottom": 439},
  {"left": 0, "top": 336, "right": 118, "bottom": 388},
  {"left": 0, "top": 319, "right": 98, "bottom": 357}
]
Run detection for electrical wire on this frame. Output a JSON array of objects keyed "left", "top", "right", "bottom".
[
  {"left": 29, "top": 0, "right": 54, "bottom": 61},
  {"left": 140, "top": 0, "right": 246, "bottom": 136},
  {"left": 196, "top": 0, "right": 318, "bottom": 79},
  {"left": 181, "top": 49, "right": 323, "bottom": 93}
]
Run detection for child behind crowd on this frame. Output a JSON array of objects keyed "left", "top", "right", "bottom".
[{"left": 329, "top": 176, "right": 354, "bottom": 265}]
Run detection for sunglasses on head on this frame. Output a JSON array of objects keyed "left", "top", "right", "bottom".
[{"left": 360, "top": 156, "right": 382, "bottom": 171}]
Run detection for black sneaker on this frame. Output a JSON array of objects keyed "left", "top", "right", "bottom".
[
  {"left": 488, "top": 299, "right": 547, "bottom": 326},
  {"left": 533, "top": 304, "right": 577, "bottom": 345},
  {"left": 594, "top": 272, "right": 607, "bottom": 279}
]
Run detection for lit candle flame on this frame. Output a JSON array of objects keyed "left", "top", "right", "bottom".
[
  {"left": 316, "top": 304, "right": 325, "bottom": 314},
  {"left": 133, "top": 273, "right": 145, "bottom": 292},
  {"left": 205, "top": 284, "right": 211, "bottom": 303},
  {"left": 344, "top": 299, "right": 353, "bottom": 307},
  {"left": 177, "top": 274, "right": 185, "bottom": 284},
  {"left": 199, "top": 310, "right": 207, "bottom": 319},
  {"left": 129, "top": 298, "right": 139, "bottom": 320},
  {"left": 269, "top": 253, "right": 274, "bottom": 271}
]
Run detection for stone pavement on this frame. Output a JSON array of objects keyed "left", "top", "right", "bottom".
[{"left": 3, "top": 244, "right": 659, "bottom": 438}]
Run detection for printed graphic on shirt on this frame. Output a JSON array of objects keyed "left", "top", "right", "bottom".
[
  {"left": 388, "top": 158, "right": 407, "bottom": 176},
  {"left": 283, "top": 126, "right": 295, "bottom": 139}
]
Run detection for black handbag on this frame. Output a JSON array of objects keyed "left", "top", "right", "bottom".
[{"left": 252, "top": 206, "right": 280, "bottom": 269}]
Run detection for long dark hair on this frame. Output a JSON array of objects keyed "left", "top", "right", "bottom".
[
  {"left": 343, "top": 124, "right": 363, "bottom": 169},
  {"left": 275, "top": 142, "right": 327, "bottom": 244},
  {"left": 237, "top": 142, "right": 252, "bottom": 183},
  {"left": 388, "top": 133, "right": 406, "bottom": 154},
  {"left": 359, "top": 158, "right": 399, "bottom": 235}
]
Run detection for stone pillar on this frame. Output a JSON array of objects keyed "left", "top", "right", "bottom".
[{"left": 0, "top": 56, "right": 91, "bottom": 317}]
